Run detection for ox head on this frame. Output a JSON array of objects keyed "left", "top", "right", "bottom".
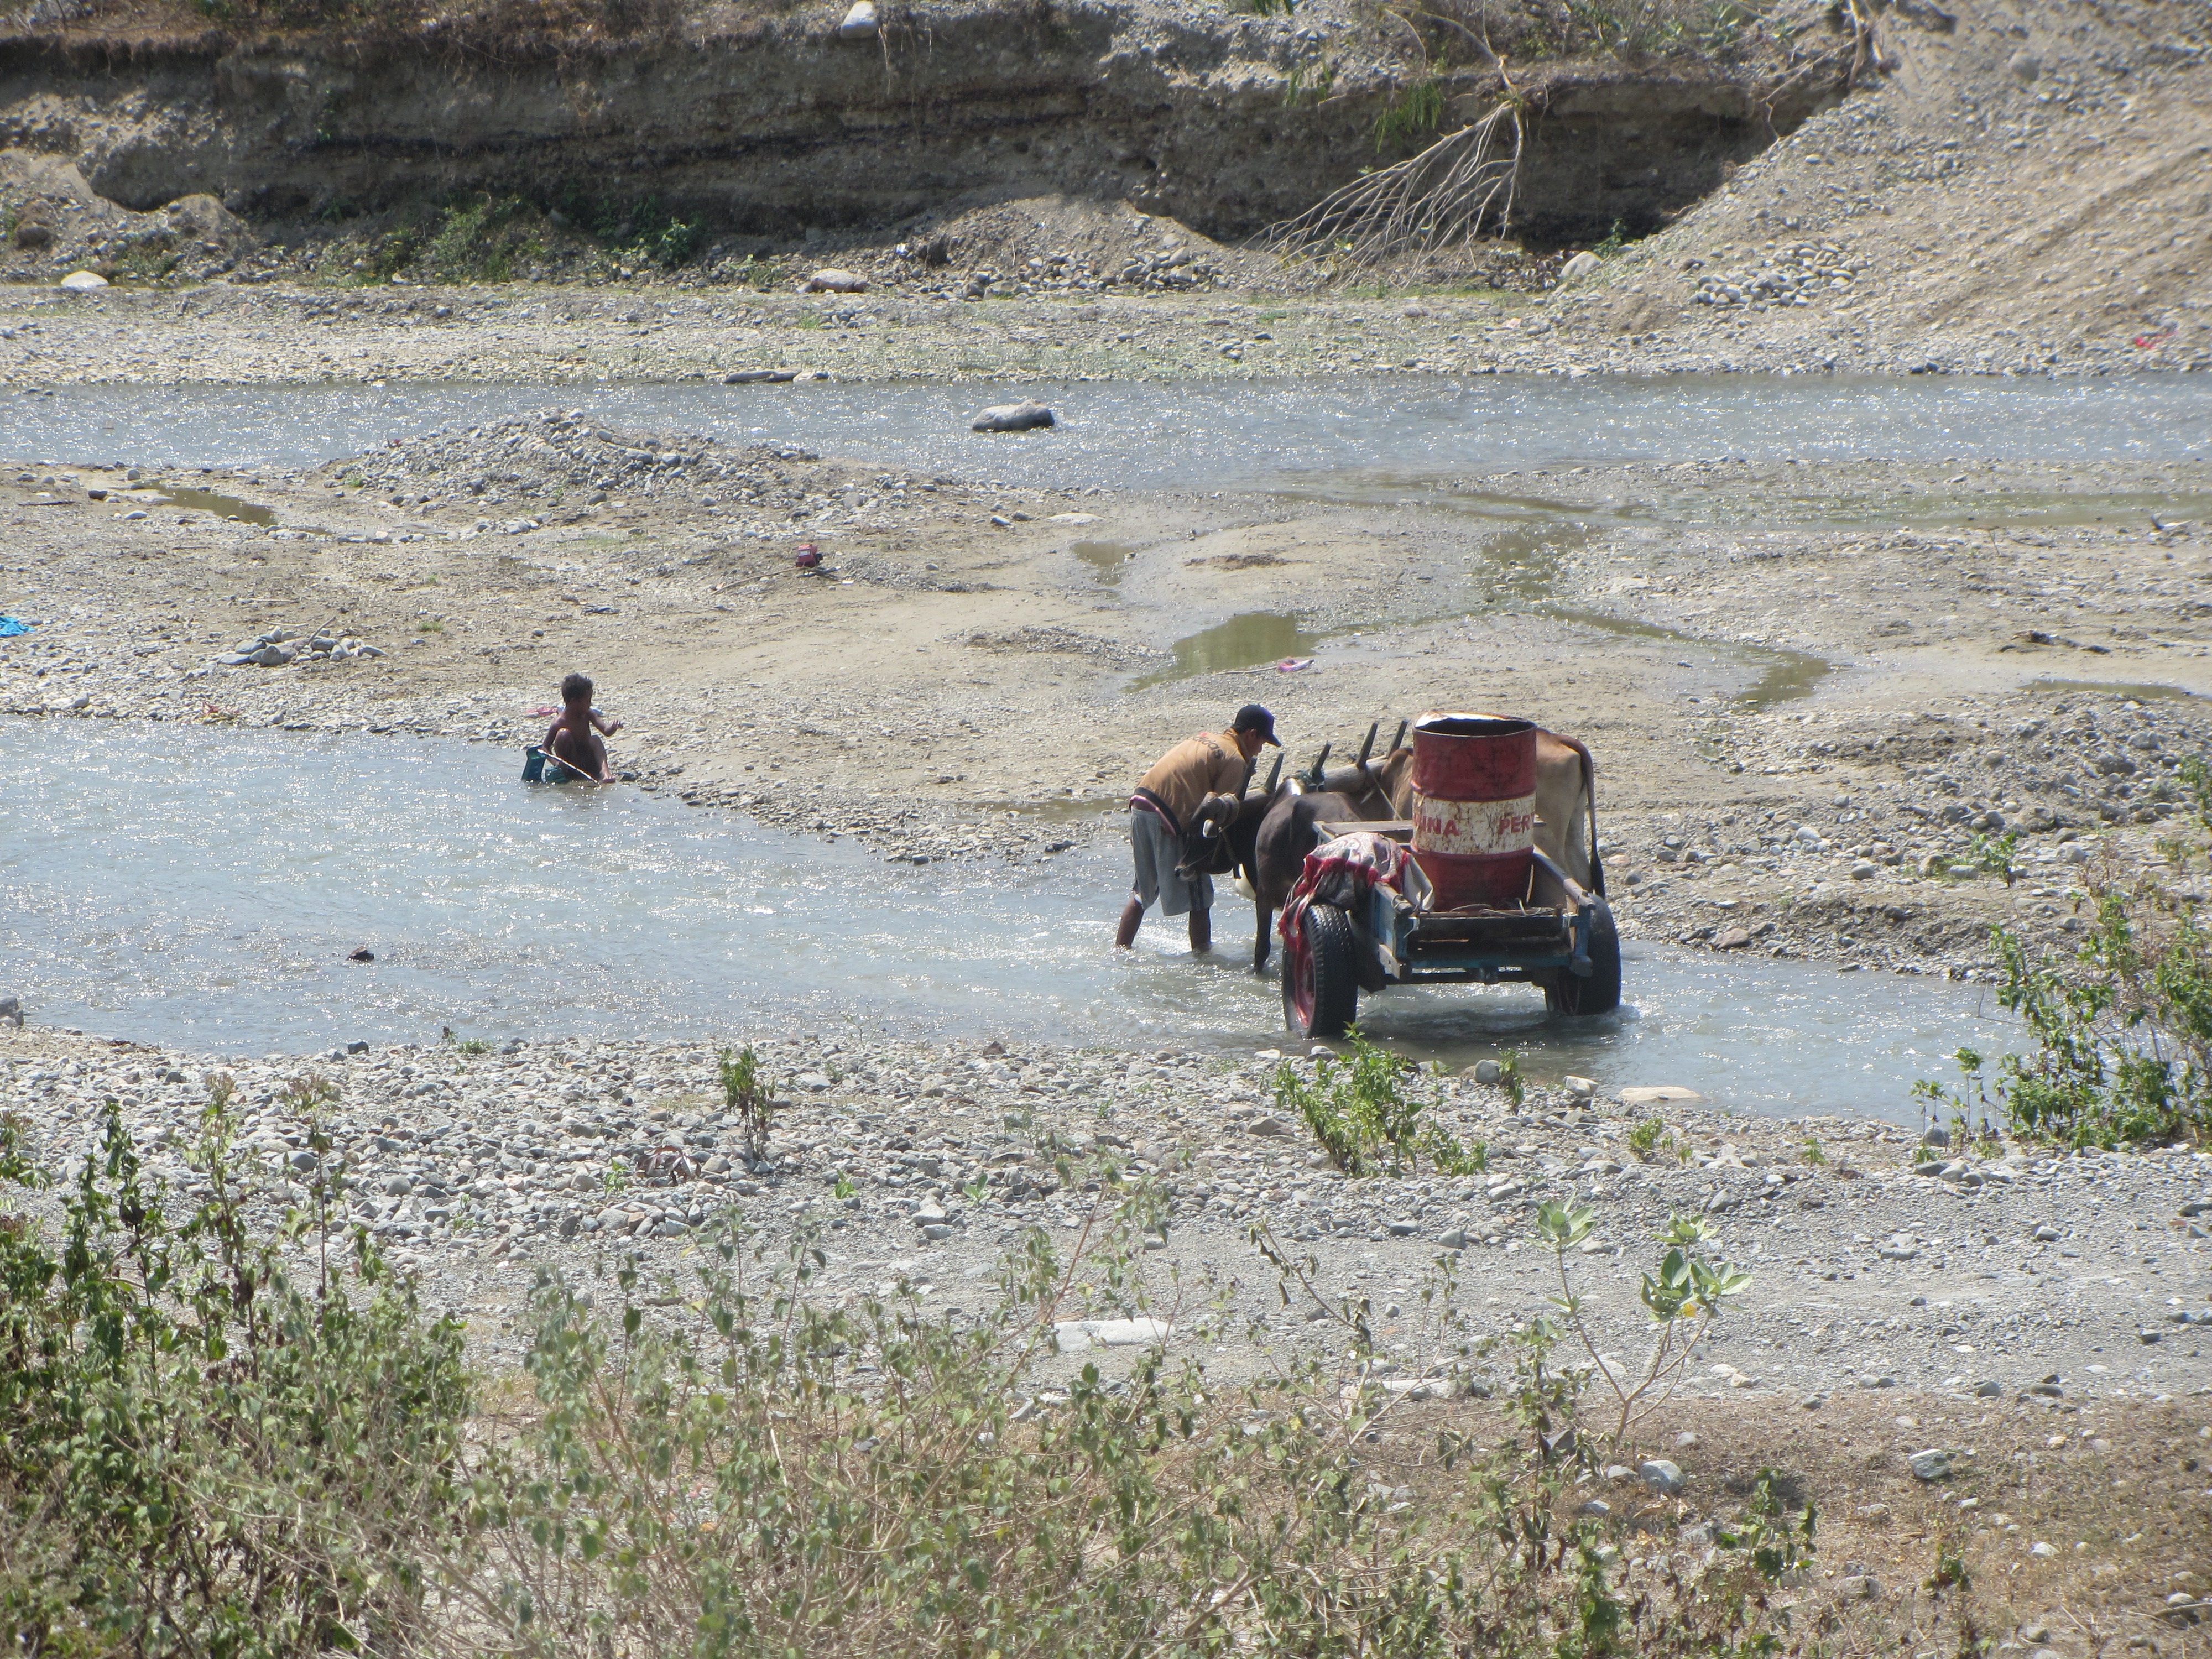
[{"left": 1177, "top": 792, "right": 1271, "bottom": 881}]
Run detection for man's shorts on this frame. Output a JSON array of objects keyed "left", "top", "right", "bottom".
[{"left": 1129, "top": 807, "right": 1212, "bottom": 917}]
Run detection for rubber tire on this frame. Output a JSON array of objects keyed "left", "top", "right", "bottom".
[
  {"left": 1284, "top": 904, "right": 1361, "bottom": 1040},
  {"left": 1546, "top": 896, "right": 1621, "bottom": 1016}
]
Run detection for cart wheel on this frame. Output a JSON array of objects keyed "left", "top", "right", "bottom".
[
  {"left": 1284, "top": 904, "right": 1360, "bottom": 1039},
  {"left": 1546, "top": 897, "right": 1621, "bottom": 1016}
]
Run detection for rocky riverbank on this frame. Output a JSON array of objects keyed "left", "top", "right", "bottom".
[{"left": 6, "top": 1025, "right": 2208, "bottom": 1396}]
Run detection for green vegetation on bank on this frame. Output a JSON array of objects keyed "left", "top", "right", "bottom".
[
  {"left": 2, "top": 1072, "right": 1821, "bottom": 1658},
  {"left": 314, "top": 191, "right": 706, "bottom": 286},
  {"left": 1919, "top": 756, "right": 2212, "bottom": 1149}
]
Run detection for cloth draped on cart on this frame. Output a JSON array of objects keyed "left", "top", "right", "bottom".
[{"left": 1277, "top": 831, "right": 1412, "bottom": 989}]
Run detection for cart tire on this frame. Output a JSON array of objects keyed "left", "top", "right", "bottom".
[
  {"left": 1546, "top": 898, "right": 1621, "bottom": 1016},
  {"left": 1284, "top": 904, "right": 1360, "bottom": 1039}
]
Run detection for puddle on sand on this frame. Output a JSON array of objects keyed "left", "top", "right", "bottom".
[
  {"left": 1070, "top": 540, "right": 1132, "bottom": 583},
  {"left": 1129, "top": 612, "right": 1318, "bottom": 690},
  {"left": 6, "top": 719, "right": 2027, "bottom": 1121},
  {"left": 148, "top": 484, "right": 275, "bottom": 526},
  {"left": 2025, "top": 678, "right": 2208, "bottom": 703},
  {"left": 1538, "top": 603, "right": 1835, "bottom": 710},
  {"left": 1741, "top": 648, "right": 1834, "bottom": 709}
]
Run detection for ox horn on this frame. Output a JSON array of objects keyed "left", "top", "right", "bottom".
[
  {"left": 1300, "top": 742, "right": 1331, "bottom": 789},
  {"left": 1354, "top": 720, "right": 1378, "bottom": 769},
  {"left": 1389, "top": 718, "right": 1408, "bottom": 753},
  {"left": 1262, "top": 753, "right": 1284, "bottom": 796}
]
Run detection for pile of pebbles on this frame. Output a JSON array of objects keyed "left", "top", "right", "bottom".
[
  {"left": 4, "top": 1029, "right": 2205, "bottom": 1398},
  {"left": 320, "top": 411, "right": 955, "bottom": 534},
  {"left": 1611, "top": 691, "right": 2212, "bottom": 976},
  {"left": 1689, "top": 243, "right": 1866, "bottom": 310},
  {"left": 216, "top": 625, "right": 386, "bottom": 667}
]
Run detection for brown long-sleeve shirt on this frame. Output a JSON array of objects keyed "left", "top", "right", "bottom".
[{"left": 1135, "top": 732, "right": 1247, "bottom": 829}]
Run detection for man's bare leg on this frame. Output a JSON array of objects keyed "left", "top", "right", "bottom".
[
  {"left": 1188, "top": 906, "right": 1211, "bottom": 954},
  {"left": 1115, "top": 899, "right": 1144, "bottom": 949}
]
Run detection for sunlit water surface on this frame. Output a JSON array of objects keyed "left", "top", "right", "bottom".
[
  {"left": 7, "top": 374, "right": 2205, "bottom": 487},
  {"left": 4, "top": 721, "right": 2025, "bottom": 1123}
]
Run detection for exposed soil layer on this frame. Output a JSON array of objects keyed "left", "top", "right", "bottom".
[{"left": 0, "top": 0, "right": 1850, "bottom": 248}]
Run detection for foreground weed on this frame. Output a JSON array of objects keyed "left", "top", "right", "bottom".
[
  {"left": 1274, "top": 1030, "right": 1484, "bottom": 1175},
  {"left": 1538, "top": 1201, "right": 1752, "bottom": 1447},
  {"left": 0, "top": 1085, "right": 468, "bottom": 1656}
]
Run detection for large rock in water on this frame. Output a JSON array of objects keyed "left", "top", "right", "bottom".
[
  {"left": 837, "top": 0, "right": 878, "bottom": 36},
  {"left": 969, "top": 400, "right": 1055, "bottom": 432}
]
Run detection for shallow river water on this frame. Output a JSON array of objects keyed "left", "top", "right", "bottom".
[
  {"left": 6, "top": 721, "right": 2023, "bottom": 1123},
  {"left": 9, "top": 374, "right": 2206, "bottom": 487}
]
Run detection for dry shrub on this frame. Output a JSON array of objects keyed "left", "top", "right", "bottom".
[
  {"left": 1390, "top": 0, "right": 1778, "bottom": 71},
  {"left": 424, "top": 1188, "right": 1814, "bottom": 1659}
]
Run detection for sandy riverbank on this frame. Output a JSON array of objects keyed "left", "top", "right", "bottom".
[{"left": 3, "top": 420, "right": 2206, "bottom": 978}]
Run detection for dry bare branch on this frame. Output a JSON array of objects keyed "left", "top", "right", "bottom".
[{"left": 1264, "top": 99, "right": 1524, "bottom": 273}]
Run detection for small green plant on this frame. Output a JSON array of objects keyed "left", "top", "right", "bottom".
[
  {"left": 1627, "top": 1116, "right": 1670, "bottom": 1161},
  {"left": 1538, "top": 1203, "right": 1752, "bottom": 1446},
  {"left": 1965, "top": 827, "right": 2022, "bottom": 885},
  {"left": 1496, "top": 1047, "right": 1526, "bottom": 1109},
  {"left": 1927, "top": 1542, "right": 1972, "bottom": 1593},
  {"left": 601, "top": 1163, "right": 631, "bottom": 1197},
  {"left": 1592, "top": 218, "right": 1629, "bottom": 258},
  {"left": 832, "top": 1170, "right": 857, "bottom": 1200},
  {"left": 1719, "top": 1467, "right": 1818, "bottom": 1583},
  {"left": 1801, "top": 1134, "right": 1828, "bottom": 1165},
  {"left": 718, "top": 1043, "right": 779, "bottom": 1162},
  {"left": 1372, "top": 73, "right": 1445, "bottom": 153},
  {"left": 1274, "top": 1031, "right": 1481, "bottom": 1175},
  {"left": 1282, "top": 58, "right": 1335, "bottom": 107}
]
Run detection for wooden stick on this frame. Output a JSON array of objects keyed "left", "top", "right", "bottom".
[{"left": 540, "top": 743, "right": 612, "bottom": 784}]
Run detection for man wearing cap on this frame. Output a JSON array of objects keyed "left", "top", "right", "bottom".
[{"left": 1117, "top": 704, "right": 1281, "bottom": 953}]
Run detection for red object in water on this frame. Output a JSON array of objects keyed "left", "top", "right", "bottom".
[
  {"left": 795, "top": 542, "right": 822, "bottom": 568},
  {"left": 1408, "top": 713, "right": 1539, "bottom": 910}
]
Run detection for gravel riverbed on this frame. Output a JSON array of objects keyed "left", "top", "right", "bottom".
[{"left": 7, "top": 1027, "right": 2206, "bottom": 1405}]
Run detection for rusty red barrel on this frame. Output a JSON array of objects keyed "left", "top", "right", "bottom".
[{"left": 1408, "top": 713, "right": 1538, "bottom": 910}]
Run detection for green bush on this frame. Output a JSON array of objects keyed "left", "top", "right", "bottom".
[
  {"left": 1919, "top": 865, "right": 2210, "bottom": 1149},
  {"left": 0, "top": 1089, "right": 469, "bottom": 1657},
  {"left": 3, "top": 1094, "right": 1812, "bottom": 1659},
  {"left": 1273, "top": 1032, "right": 1485, "bottom": 1176}
]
